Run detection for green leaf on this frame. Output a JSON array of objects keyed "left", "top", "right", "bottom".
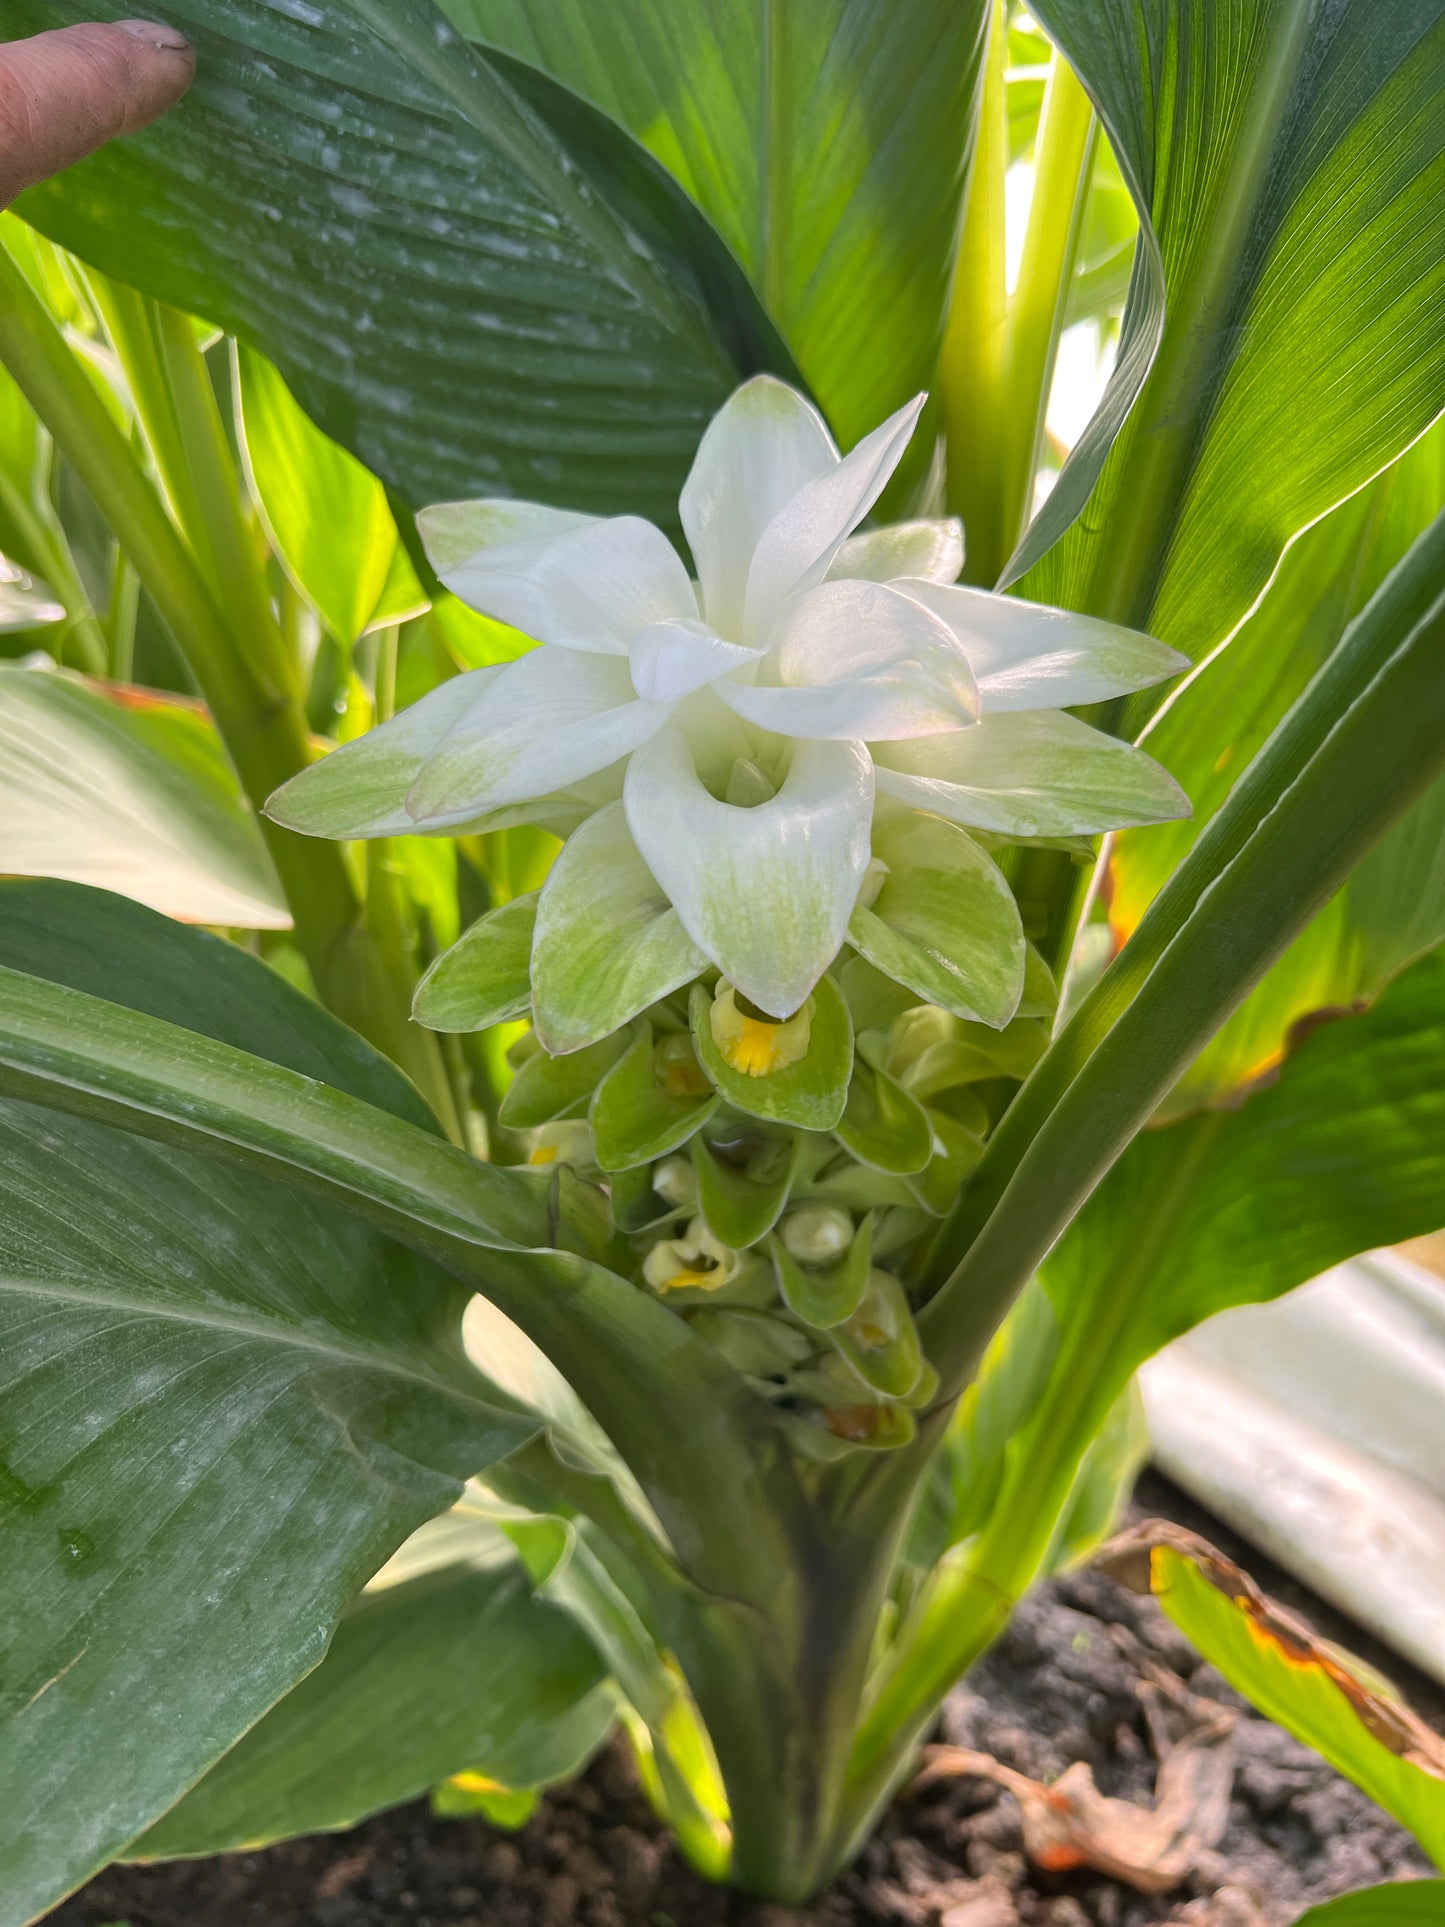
[
  {"left": 941, "top": 1279, "right": 1059, "bottom": 1544},
  {"left": 236, "top": 342, "right": 423, "bottom": 648},
  {"left": 848, "top": 811, "right": 1024, "bottom": 1027},
  {"left": 691, "top": 974, "right": 853, "bottom": 1132},
  {"left": 1289, "top": 1883, "right": 1445, "bottom": 1926},
  {"left": 922, "top": 514, "right": 1445, "bottom": 1394},
  {"left": 589, "top": 1021, "right": 717, "bottom": 1173},
  {"left": 0, "top": 877, "right": 436, "bottom": 1130},
  {"left": 531, "top": 805, "right": 706, "bottom": 1056},
  {"left": 1099, "top": 1525, "right": 1445, "bottom": 1869},
  {"left": 0, "top": 883, "right": 824, "bottom": 1633},
  {"left": 498, "top": 1030, "right": 630, "bottom": 1128},
  {"left": 1110, "top": 426, "right": 1445, "bottom": 1112},
  {"left": 1041, "top": 946, "right": 1445, "bottom": 1404},
  {"left": 1013, "top": 0, "right": 1445, "bottom": 686},
  {"left": 1047, "top": 1379, "right": 1149, "bottom": 1570},
  {"left": 693, "top": 1129, "right": 799, "bottom": 1250},
  {"left": 834, "top": 1059, "right": 933, "bottom": 1176},
  {"left": 441, "top": 0, "right": 990, "bottom": 461},
  {"left": 414, "top": 894, "right": 537, "bottom": 1032},
  {"left": 0, "top": 666, "right": 287, "bottom": 929},
  {"left": 11, "top": 0, "right": 793, "bottom": 526},
  {"left": 0, "top": 887, "right": 536, "bottom": 1924},
  {"left": 131, "top": 1500, "right": 613, "bottom": 1858}
]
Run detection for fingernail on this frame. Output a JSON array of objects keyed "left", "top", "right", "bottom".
[{"left": 115, "top": 19, "right": 193, "bottom": 52}]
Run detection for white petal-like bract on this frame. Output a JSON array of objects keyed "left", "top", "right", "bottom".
[
  {"left": 743, "top": 393, "right": 926, "bottom": 639},
  {"left": 426, "top": 511, "right": 697, "bottom": 655},
  {"left": 717, "top": 580, "right": 978, "bottom": 740},
  {"left": 680, "top": 374, "right": 837, "bottom": 640},
  {"left": 266, "top": 670, "right": 500, "bottom": 838},
  {"left": 900, "top": 581, "right": 1189, "bottom": 712},
  {"left": 406, "top": 647, "right": 670, "bottom": 827},
  {"left": 629, "top": 618, "right": 761, "bottom": 703},
  {"left": 624, "top": 728, "right": 874, "bottom": 1018},
  {"left": 830, "top": 518, "right": 964, "bottom": 587},
  {"left": 874, "top": 709, "right": 1190, "bottom": 837}
]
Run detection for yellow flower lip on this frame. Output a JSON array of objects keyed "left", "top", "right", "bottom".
[
  {"left": 642, "top": 1217, "right": 741, "bottom": 1294},
  {"left": 709, "top": 982, "right": 812, "bottom": 1078}
]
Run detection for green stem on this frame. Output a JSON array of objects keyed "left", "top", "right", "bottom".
[
  {"left": 150, "top": 302, "right": 298, "bottom": 700},
  {"left": 997, "top": 57, "right": 1096, "bottom": 564},
  {"left": 0, "top": 456, "right": 106, "bottom": 674},
  {"left": 942, "top": 36, "right": 1097, "bottom": 585},
  {"left": 87, "top": 280, "right": 296, "bottom": 703},
  {"left": 941, "top": 0, "right": 1010, "bottom": 586},
  {"left": 103, "top": 543, "right": 140, "bottom": 683},
  {"left": 844, "top": 1114, "right": 1225, "bottom": 1824},
  {"left": 0, "top": 243, "right": 428, "bottom": 1087}
]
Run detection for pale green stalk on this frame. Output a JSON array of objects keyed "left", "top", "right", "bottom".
[
  {"left": 0, "top": 440, "right": 107, "bottom": 673},
  {"left": 941, "top": 0, "right": 1010, "bottom": 585},
  {"left": 997, "top": 57, "right": 1096, "bottom": 563},
  {"left": 942, "top": 33, "right": 1096, "bottom": 585}
]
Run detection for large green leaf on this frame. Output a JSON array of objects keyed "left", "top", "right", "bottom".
[
  {"left": 1108, "top": 428, "right": 1445, "bottom": 1111},
  {"left": 132, "top": 1500, "right": 613, "bottom": 1858},
  {"left": 0, "top": 884, "right": 537, "bottom": 1925},
  {"left": 442, "top": 0, "right": 989, "bottom": 457},
  {"left": 0, "top": 886, "right": 823, "bottom": 1635},
  {"left": 11, "top": 0, "right": 792, "bottom": 526},
  {"left": 920, "top": 514, "right": 1445, "bottom": 1387},
  {"left": 1290, "top": 1885, "right": 1445, "bottom": 1926},
  {"left": 0, "top": 665, "right": 288, "bottom": 929},
  {"left": 1041, "top": 945, "right": 1445, "bottom": 1407},
  {"left": 1012, "top": 0, "right": 1445, "bottom": 683}
]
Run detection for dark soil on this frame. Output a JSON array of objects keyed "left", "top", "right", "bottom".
[{"left": 54, "top": 1474, "right": 1443, "bottom": 1927}]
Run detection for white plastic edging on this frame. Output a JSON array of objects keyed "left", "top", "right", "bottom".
[{"left": 1140, "top": 1249, "right": 1445, "bottom": 1685}]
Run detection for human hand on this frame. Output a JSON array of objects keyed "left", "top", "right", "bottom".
[{"left": 0, "top": 20, "right": 194, "bottom": 209}]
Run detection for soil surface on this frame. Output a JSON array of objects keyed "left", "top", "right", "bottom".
[{"left": 54, "top": 1474, "right": 1444, "bottom": 1927}]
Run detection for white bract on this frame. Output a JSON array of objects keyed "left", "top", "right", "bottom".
[{"left": 270, "top": 377, "right": 1188, "bottom": 1036}]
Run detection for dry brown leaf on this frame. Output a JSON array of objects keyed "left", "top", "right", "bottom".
[{"left": 912, "top": 1700, "right": 1235, "bottom": 1897}]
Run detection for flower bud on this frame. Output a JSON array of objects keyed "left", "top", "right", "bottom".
[
  {"left": 654, "top": 1032, "right": 712, "bottom": 1098},
  {"left": 652, "top": 1154, "right": 697, "bottom": 1210},
  {"left": 779, "top": 1205, "right": 854, "bottom": 1266}
]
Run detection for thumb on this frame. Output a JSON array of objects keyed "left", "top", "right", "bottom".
[{"left": 0, "top": 21, "right": 195, "bottom": 210}]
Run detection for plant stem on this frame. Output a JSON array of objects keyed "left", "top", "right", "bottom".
[
  {"left": 0, "top": 453, "right": 107, "bottom": 674},
  {"left": 844, "top": 1114, "right": 1224, "bottom": 1827},
  {"left": 103, "top": 543, "right": 140, "bottom": 682},
  {"left": 942, "top": 33, "right": 1096, "bottom": 586},
  {"left": 997, "top": 57, "right": 1095, "bottom": 565},
  {"left": 940, "top": 0, "right": 1010, "bottom": 586}
]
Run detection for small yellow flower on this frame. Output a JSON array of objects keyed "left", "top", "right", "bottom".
[{"left": 709, "top": 982, "right": 812, "bottom": 1078}]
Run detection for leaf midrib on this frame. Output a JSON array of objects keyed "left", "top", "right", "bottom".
[{"left": 0, "top": 1272, "right": 512, "bottom": 1413}]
